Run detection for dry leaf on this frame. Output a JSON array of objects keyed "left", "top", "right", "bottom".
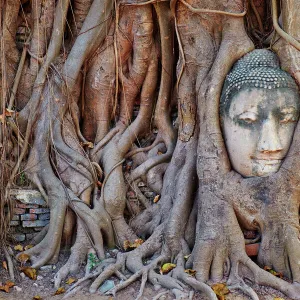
[
  {"left": 160, "top": 263, "right": 176, "bottom": 274},
  {"left": 66, "top": 277, "right": 76, "bottom": 284},
  {"left": 81, "top": 141, "right": 94, "bottom": 149},
  {"left": 0, "top": 285, "right": 10, "bottom": 293},
  {"left": 274, "top": 298, "right": 285, "bottom": 300},
  {"left": 24, "top": 245, "right": 34, "bottom": 251},
  {"left": 5, "top": 281, "right": 14, "bottom": 288},
  {"left": 33, "top": 296, "right": 42, "bottom": 300},
  {"left": 54, "top": 287, "right": 65, "bottom": 295},
  {"left": 212, "top": 283, "right": 230, "bottom": 300},
  {"left": 184, "top": 269, "right": 196, "bottom": 276},
  {"left": 17, "top": 253, "right": 30, "bottom": 264},
  {"left": 21, "top": 267, "right": 37, "bottom": 280},
  {"left": 2, "top": 261, "right": 7, "bottom": 270},
  {"left": 184, "top": 254, "right": 191, "bottom": 260},
  {"left": 14, "top": 244, "right": 24, "bottom": 252},
  {"left": 123, "top": 239, "right": 144, "bottom": 250},
  {"left": 153, "top": 195, "right": 160, "bottom": 203},
  {"left": 264, "top": 266, "right": 283, "bottom": 279}
]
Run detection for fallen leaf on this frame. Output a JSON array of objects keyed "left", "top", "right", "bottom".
[
  {"left": 17, "top": 253, "right": 30, "bottom": 264},
  {"left": 81, "top": 141, "right": 94, "bottom": 149},
  {"left": 184, "top": 254, "right": 191, "bottom": 260},
  {"left": 157, "top": 151, "right": 163, "bottom": 155},
  {"left": 5, "top": 281, "right": 14, "bottom": 288},
  {"left": 0, "top": 285, "right": 10, "bottom": 293},
  {"left": 54, "top": 287, "right": 65, "bottom": 295},
  {"left": 24, "top": 245, "right": 34, "bottom": 251},
  {"left": 160, "top": 263, "right": 176, "bottom": 274},
  {"left": 2, "top": 261, "right": 7, "bottom": 270},
  {"left": 274, "top": 298, "right": 285, "bottom": 300},
  {"left": 184, "top": 269, "right": 196, "bottom": 276},
  {"left": 14, "top": 245, "right": 24, "bottom": 252},
  {"left": 264, "top": 266, "right": 283, "bottom": 279},
  {"left": 66, "top": 277, "right": 76, "bottom": 284},
  {"left": 33, "top": 296, "right": 42, "bottom": 300},
  {"left": 212, "top": 283, "right": 230, "bottom": 300},
  {"left": 123, "top": 239, "right": 144, "bottom": 250},
  {"left": 21, "top": 267, "right": 37, "bottom": 280},
  {"left": 153, "top": 195, "right": 160, "bottom": 203}
]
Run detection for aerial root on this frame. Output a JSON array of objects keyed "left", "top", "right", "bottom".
[
  {"left": 64, "top": 258, "right": 117, "bottom": 298},
  {"left": 4, "top": 246, "right": 15, "bottom": 281}
]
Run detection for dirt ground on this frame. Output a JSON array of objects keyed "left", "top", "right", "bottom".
[{"left": 0, "top": 244, "right": 290, "bottom": 300}]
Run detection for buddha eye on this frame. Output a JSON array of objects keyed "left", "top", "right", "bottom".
[
  {"left": 279, "top": 108, "right": 298, "bottom": 124},
  {"left": 238, "top": 111, "right": 258, "bottom": 124},
  {"left": 280, "top": 113, "right": 297, "bottom": 124}
]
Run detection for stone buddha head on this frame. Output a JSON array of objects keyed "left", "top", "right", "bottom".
[{"left": 220, "top": 49, "right": 300, "bottom": 177}]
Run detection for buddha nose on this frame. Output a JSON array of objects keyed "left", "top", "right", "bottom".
[{"left": 257, "top": 117, "right": 283, "bottom": 153}]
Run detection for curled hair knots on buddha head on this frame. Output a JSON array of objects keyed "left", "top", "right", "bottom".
[{"left": 220, "top": 49, "right": 299, "bottom": 116}]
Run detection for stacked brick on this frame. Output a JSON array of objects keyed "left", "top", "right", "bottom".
[{"left": 10, "top": 190, "right": 50, "bottom": 242}]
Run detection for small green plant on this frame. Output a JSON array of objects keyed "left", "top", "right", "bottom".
[
  {"left": 87, "top": 253, "right": 101, "bottom": 271},
  {"left": 19, "top": 172, "right": 27, "bottom": 186}
]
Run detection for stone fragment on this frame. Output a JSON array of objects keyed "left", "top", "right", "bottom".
[
  {"left": 10, "top": 189, "right": 47, "bottom": 206},
  {"left": 13, "top": 233, "right": 26, "bottom": 242}
]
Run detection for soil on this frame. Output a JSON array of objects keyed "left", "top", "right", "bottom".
[{"left": 0, "top": 243, "right": 291, "bottom": 300}]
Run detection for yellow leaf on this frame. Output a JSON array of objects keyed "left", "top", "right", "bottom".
[
  {"left": 2, "top": 261, "right": 8, "bottom": 270},
  {"left": 24, "top": 245, "right": 34, "bottom": 251},
  {"left": 212, "top": 283, "right": 230, "bottom": 300},
  {"left": 274, "top": 298, "right": 285, "bottom": 300},
  {"left": 21, "top": 267, "right": 37, "bottom": 280},
  {"left": 14, "top": 244, "right": 24, "bottom": 251},
  {"left": 81, "top": 141, "right": 94, "bottom": 149},
  {"left": 54, "top": 287, "right": 65, "bottom": 295},
  {"left": 66, "top": 277, "right": 76, "bottom": 284},
  {"left": 184, "top": 269, "right": 196, "bottom": 276},
  {"left": 184, "top": 254, "right": 191, "bottom": 260},
  {"left": 17, "top": 253, "right": 30, "bottom": 264},
  {"left": 123, "top": 240, "right": 131, "bottom": 250},
  {"left": 153, "top": 195, "right": 160, "bottom": 203},
  {"left": 33, "top": 296, "right": 42, "bottom": 300},
  {"left": 160, "top": 263, "right": 176, "bottom": 274},
  {"left": 123, "top": 239, "right": 144, "bottom": 250}
]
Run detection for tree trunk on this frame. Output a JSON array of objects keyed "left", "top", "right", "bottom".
[{"left": 1, "top": 0, "right": 300, "bottom": 298}]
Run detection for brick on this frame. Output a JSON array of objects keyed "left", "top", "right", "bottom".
[
  {"left": 13, "top": 233, "right": 25, "bottom": 242},
  {"left": 39, "top": 213, "right": 50, "bottom": 220},
  {"left": 22, "top": 220, "right": 49, "bottom": 228},
  {"left": 12, "top": 215, "right": 19, "bottom": 221},
  {"left": 29, "top": 208, "right": 50, "bottom": 214},
  {"left": 21, "top": 214, "right": 38, "bottom": 221},
  {"left": 14, "top": 208, "right": 26, "bottom": 215},
  {"left": 246, "top": 243, "right": 260, "bottom": 256},
  {"left": 10, "top": 220, "right": 20, "bottom": 226},
  {"left": 16, "top": 202, "right": 39, "bottom": 209},
  {"left": 10, "top": 189, "right": 47, "bottom": 206}
]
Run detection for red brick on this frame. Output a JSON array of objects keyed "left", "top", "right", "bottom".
[
  {"left": 246, "top": 243, "right": 260, "bottom": 256},
  {"left": 21, "top": 214, "right": 38, "bottom": 221},
  {"left": 29, "top": 208, "right": 50, "bottom": 214},
  {"left": 22, "top": 220, "right": 49, "bottom": 227},
  {"left": 14, "top": 208, "right": 26, "bottom": 214},
  {"left": 16, "top": 202, "right": 39, "bottom": 209}
]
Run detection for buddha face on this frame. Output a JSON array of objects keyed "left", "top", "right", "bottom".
[{"left": 222, "top": 87, "right": 300, "bottom": 177}]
